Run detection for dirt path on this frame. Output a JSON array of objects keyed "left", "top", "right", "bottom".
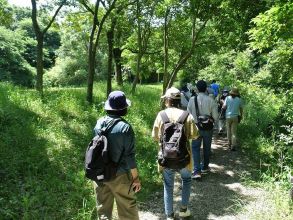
[{"left": 138, "top": 133, "right": 269, "bottom": 220}]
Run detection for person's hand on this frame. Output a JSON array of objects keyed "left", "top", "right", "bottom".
[
  {"left": 238, "top": 115, "right": 242, "bottom": 123},
  {"left": 132, "top": 177, "right": 141, "bottom": 193}
]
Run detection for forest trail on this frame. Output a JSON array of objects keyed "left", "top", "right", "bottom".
[{"left": 138, "top": 133, "right": 270, "bottom": 220}]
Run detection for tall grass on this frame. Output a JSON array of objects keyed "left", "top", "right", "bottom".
[{"left": 0, "top": 82, "right": 162, "bottom": 219}]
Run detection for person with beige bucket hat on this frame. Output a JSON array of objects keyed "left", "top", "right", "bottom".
[{"left": 222, "top": 87, "right": 244, "bottom": 151}]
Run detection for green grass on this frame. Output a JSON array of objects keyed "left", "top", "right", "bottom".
[
  {"left": 1, "top": 81, "right": 292, "bottom": 219},
  {"left": 0, "top": 82, "right": 162, "bottom": 219}
]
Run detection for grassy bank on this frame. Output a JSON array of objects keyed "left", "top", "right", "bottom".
[
  {"left": 0, "top": 82, "right": 162, "bottom": 219},
  {"left": 0, "top": 82, "right": 292, "bottom": 219}
]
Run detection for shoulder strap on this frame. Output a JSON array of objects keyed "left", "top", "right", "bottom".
[
  {"left": 102, "top": 118, "right": 121, "bottom": 134},
  {"left": 177, "top": 111, "right": 189, "bottom": 124},
  {"left": 194, "top": 94, "right": 200, "bottom": 119},
  {"left": 182, "top": 92, "right": 189, "bottom": 102},
  {"left": 160, "top": 111, "right": 170, "bottom": 124}
]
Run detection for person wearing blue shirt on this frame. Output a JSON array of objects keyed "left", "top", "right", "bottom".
[
  {"left": 222, "top": 88, "right": 244, "bottom": 151},
  {"left": 210, "top": 80, "right": 220, "bottom": 98}
]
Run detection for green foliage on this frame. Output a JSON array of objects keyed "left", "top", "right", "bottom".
[
  {"left": 198, "top": 49, "right": 255, "bottom": 86},
  {"left": 14, "top": 17, "right": 61, "bottom": 69},
  {"left": 0, "top": 82, "right": 161, "bottom": 219},
  {"left": 248, "top": 2, "right": 293, "bottom": 51},
  {"left": 44, "top": 57, "right": 88, "bottom": 87},
  {"left": 0, "top": 0, "right": 13, "bottom": 27},
  {"left": 248, "top": 2, "right": 293, "bottom": 89},
  {"left": 0, "top": 26, "right": 35, "bottom": 87}
]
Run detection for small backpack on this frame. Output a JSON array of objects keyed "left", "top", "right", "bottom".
[
  {"left": 158, "top": 111, "right": 190, "bottom": 169},
  {"left": 194, "top": 95, "right": 214, "bottom": 130},
  {"left": 85, "top": 118, "right": 123, "bottom": 183}
]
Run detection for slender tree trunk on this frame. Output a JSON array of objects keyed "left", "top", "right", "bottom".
[
  {"left": 132, "top": 53, "right": 142, "bottom": 93},
  {"left": 165, "top": 17, "right": 208, "bottom": 89},
  {"left": 163, "top": 7, "right": 170, "bottom": 95},
  {"left": 106, "top": 29, "right": 114, "bottom": 96},
  {"left": 31, "top": 0, "right": 64, "bottom": 95},
  {"left": 131, "top": 1, "right": 142, "bottom": 94},
  {"left": 87, "top": 49, "right": 96, "bottom": 103},
  {"left": 113, "top": 48, "right": 123, "bottom": 86},
  {"left": 85, "top": 0, "right": 117, "bottom": 103}
]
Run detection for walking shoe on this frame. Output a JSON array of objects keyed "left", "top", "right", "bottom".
[
  {"left": 166, "top": 212, "right": 175, "bottom": 220},
  {"left": 201, "top": 167, "right": 211, "bottom": 174},
  {"left": 191, "top": 171, "right": 201, "bottom": 180},
  {"left": 230, "top": 146, "right": 236, "bottom": 151},
  {"left": 178, "top": 207, "right": 191, "bottom": 218}
]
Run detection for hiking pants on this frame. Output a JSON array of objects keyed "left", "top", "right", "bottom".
[
  {"left": 226, "top": 117, "right": 238, "bottom": 148},
  {"left": 192, "top": 129, "right": 213, "bottom": 172},
  {"left": 93, "top": 173, "right": 139, "bottom": 220},
  {"left": 218, "top": 119, "right": 226, "bottom": 133},
  {"left": 162, "top": 168, "right": 192, "bottom": 216}
]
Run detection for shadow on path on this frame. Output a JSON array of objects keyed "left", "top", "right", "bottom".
[{"left": 138, "top": 133, "right": 262, "bottom": 220}]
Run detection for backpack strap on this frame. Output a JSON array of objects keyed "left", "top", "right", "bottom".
[
  {"left": 101, "top": 118, "right": 121, "bottom": 134},
  {"left": 182, "top": 92, "right": 190, "bottom": 102},
  {"left": 103, "top": 118, "right": 125, "bottom": 164},
  {"left": 177, "top": 111, "right": 189, "bottom": 124},
  {"left": 194, "top": 94, "right": 200, "bottom": 120},
  {"left": 160, "top": 111, "right": 170, "bottom": 124}
]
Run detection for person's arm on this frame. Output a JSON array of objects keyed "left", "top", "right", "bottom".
[
  {"left": 130, "top": 168, "right": 141, "bottom": 193},
  {"left": 152, "top": 114, "right": 161, "bottom": 141},
  {"left": 211, "top": 99, "right": 219, "bottom": 121},
  {"left": 186, "top": 114, "right": 199, "bottom": 140},
  {"left": 222, "top": 97, "right": 227, "bottom": 110},
  {"left": 124, "top": 126, "right": 141, "bottom": 193}
]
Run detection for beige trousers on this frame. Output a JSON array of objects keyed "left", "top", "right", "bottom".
[
  {"left": 93, "top": 173, "right": 139, "bottom": 220},
  {"left": 226, "top": 117, "right": 238, "bottom": 148}
]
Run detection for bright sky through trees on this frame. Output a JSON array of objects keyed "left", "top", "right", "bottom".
[{"left": 8, "top": 0, "right": 32, "bottom": 7}]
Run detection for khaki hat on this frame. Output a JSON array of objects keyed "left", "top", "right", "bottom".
[
  {"left": 161, "top": 87, "right": 181, "bottom": 99},
  {"left": 230, "top": 87, "right": 239, "bottom": 95}
]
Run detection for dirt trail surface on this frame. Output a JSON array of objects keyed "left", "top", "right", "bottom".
[{"left": 138, "top": 134, "right": 269, "bottom": 220}]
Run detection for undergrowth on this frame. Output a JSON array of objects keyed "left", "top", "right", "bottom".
[{"left": 0, "top": 82, "right": 162, "bottom": 219}]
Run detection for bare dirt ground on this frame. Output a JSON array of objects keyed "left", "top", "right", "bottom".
[{"left": 138, "top": 133, "right": 271, "bottom": 220}]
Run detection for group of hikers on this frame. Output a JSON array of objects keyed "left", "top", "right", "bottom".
[{"left": 89, "top": 79, "right": 244, "bottom": 220}]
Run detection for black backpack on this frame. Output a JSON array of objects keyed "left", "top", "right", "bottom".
[
  {"left": 158, "top": 111, "right": 190, "bottom": 169},
  {"left": 194, "top": 95, "right": 214, "bottom": 130},
  {"left": 85, "top": 118, "right": 123, "bottom": 183}
]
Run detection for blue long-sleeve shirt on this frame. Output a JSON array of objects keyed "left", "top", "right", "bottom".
[{"left": 94, "top": 115, "right": 137, "bottom": 174}]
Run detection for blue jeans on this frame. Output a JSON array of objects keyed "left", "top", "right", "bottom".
[
  {"left": 162, "top": 168, "right": 191, "bottom": 216},
  {"left": 192, "top": 129, "right": 213, "bottom": 172}
]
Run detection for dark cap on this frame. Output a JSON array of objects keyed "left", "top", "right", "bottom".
[
  {"left": 196, "top": 80, "right": 207, "bottom": 92},
  {"left": 104, "top": 91, "right": 131, "bottom": 111}
]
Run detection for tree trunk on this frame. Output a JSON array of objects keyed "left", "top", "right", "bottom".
[
  {"left": 113, "top": 48, "right": 123, "bottom": 86},
  {"left": 162, "top": 7, "right": 170, "bottom": 95},
  {"left": 31, "top": 0, "right": 63, "bottom": 95},
  {"left": 106, "top": 29, "right": 114, "bottom": 97},
  {"left": 85, "top": 0, "right": 118, "bottom": 103},
  {"left": 165, "top": 18, "right": 208, "bottom": 90},
  {"left": 131, "top": 53, "right": 142, "bottom": 93},
  {"left": 86, "top": 0, "right": 99, "bottom": 103},
  {"left": 87, "top": 49, "right": 96, "bottom": 103},
  {"left": 131, "top": 0, "right": 142, "bottom": 94}
]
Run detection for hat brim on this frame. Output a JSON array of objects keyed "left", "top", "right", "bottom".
[
  {"left": 104, "top": 99, "right": 131, "bottom": 111},
  {"left": 161, "top": 95, "right": 181, "bottom": 100},
  {"left": 230, "top": 92, "right": 239, "bottom": 95}
]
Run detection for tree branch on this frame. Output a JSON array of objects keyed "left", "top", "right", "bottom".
[
  {"left": 42, "top": 3, "right": 64, "bottom": 34},
  {"left": 80, "top": 0, "right": 95, "bottom": 15}
]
